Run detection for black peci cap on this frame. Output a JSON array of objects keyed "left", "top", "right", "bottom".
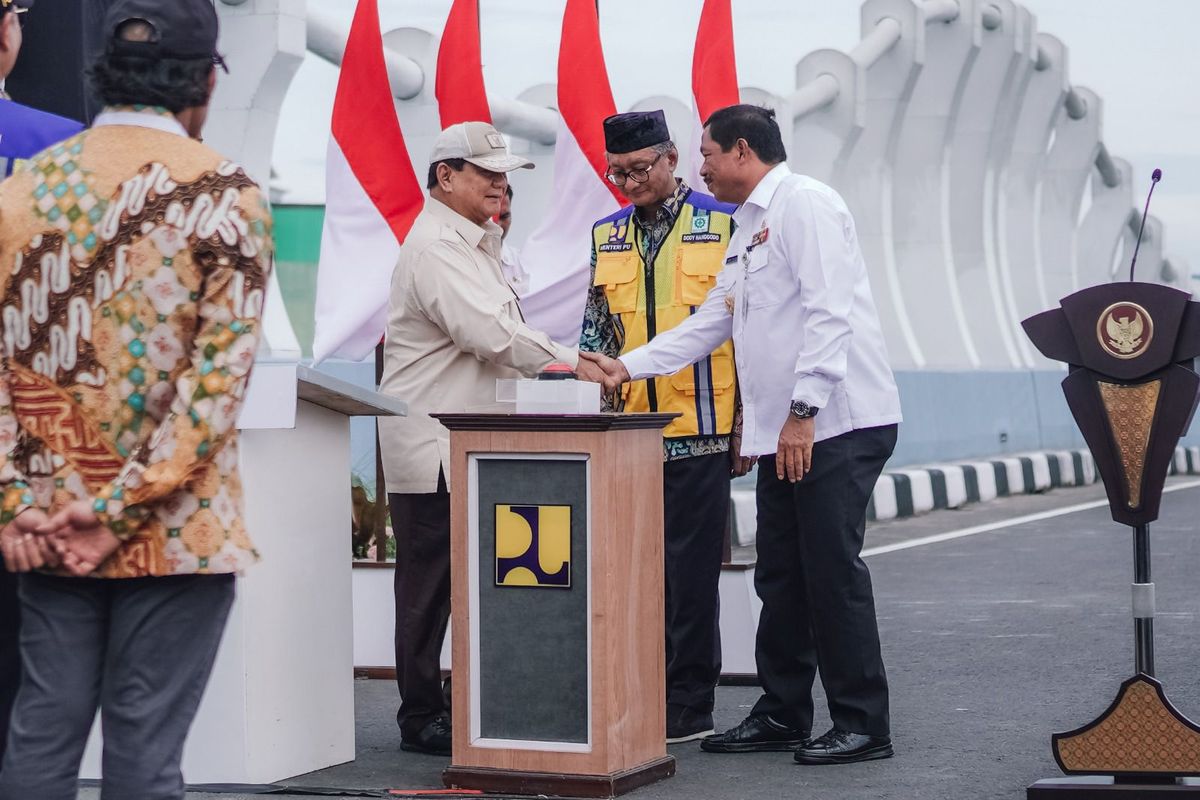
[
  {"left": 103, "top": 0, "right": 226, "bottom": 69},
  {"left": 0, "top": 0, "right": 35, "bottom": 15},
  {"left": 603, "top": 110, "right": 671, "bottom": 154}
]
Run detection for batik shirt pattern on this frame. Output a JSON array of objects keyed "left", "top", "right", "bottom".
[{"left": 0, "top": 106, "right": 273, "bottom": 578}]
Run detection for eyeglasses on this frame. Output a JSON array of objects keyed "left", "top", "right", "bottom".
[{"left": 604, "top": 152, "right": 664, "bottom": 187}]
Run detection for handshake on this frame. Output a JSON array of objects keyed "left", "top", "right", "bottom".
[
  {"left": 0, "top": 501, "right": 124, "bottom": 578},
  {"left": 572, "top": 351, "right": 632, "bottom": 394}
]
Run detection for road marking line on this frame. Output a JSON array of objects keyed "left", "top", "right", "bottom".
[{"left": 862, "top": 479, "right": 1200, "bottom": 558}]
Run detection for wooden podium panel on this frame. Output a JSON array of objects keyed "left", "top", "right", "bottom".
[{"left": 436, "top": 413, "right": 677, "bottom": 798}]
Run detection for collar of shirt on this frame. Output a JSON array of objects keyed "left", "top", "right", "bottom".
[
  {"left": 92, "top": 105, "right": 189, "bottom": 138},
  {"left": 426, "top": 196, "right": 502, "bottom": 253},
  {"left": 733, "top": 162, "right": 791, "bottom": 230}
]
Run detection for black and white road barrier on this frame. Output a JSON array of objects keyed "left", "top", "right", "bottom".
[{"left": 728, "top": 446, "right": 1200, "bottom": 546}]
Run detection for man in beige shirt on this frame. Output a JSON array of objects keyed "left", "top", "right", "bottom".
[{"left": 378, "top": 121, "right": 604, "bottom": 755}]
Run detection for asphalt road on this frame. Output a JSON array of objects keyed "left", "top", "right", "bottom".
[{"left": 79, "top": 476, "right": 1200, "bottom": 800}]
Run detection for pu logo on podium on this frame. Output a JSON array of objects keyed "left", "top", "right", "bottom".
[{"left": 495, "top": 504, "right": 571, "bottom": 588}]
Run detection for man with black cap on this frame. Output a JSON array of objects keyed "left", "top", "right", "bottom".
[
  {"left": 0, "top": 0, "right": 83, "bottom": 773},
  {"left": 378, "top": 121, "right": 607, "bottom": 756},
  {"left": 580, "top": 110, "right": 746, "bottom": 744},
  {"left": 0, "top": 2, "right": 274, "bottom": 798}
]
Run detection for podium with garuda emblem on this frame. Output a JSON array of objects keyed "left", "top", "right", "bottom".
[{"left": 1023, "top": 281, "right": 1200, "bottom": 796}]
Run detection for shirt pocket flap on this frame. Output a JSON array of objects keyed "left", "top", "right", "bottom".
[
  {"left": 489, "top": 286, "right": 519, "bottom": 313},
  {"left": 593, "top": 251, "right": 639, "bottom": 288}
]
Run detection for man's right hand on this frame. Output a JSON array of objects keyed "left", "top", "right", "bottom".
[
  {"left": 41, "top": 501, "right": 122, "bottom": 578},
  {"left": 573, "top": 356, "right": 611, "bottom": 388},
  {"left": 1, "top": 509, "right": 57, "bottom": 572},
  {"left": 578, "top": 351, "right": 631, "bottom": 394}
]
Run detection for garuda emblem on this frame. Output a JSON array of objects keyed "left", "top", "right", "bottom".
[{"left": 1097, "top": 302, "right": 1153, "bottom": 360}]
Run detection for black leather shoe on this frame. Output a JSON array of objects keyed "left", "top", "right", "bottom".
[
  {"left": 793, "top": 728, "right": 893, "bottom": 764},
  {"left": 666, "top": 705, "right": 715, "bottom": 744},
  {"left": 700, "top": 714, "right": 810, "bottom": 753},
  {"left": 400, "top": 715, "right": 452, "bottom": 756}
]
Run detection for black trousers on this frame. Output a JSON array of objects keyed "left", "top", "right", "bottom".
[
  {"left": 0, "top": 573, "right": 235, "bottom": 800},
  {"left": 750, "top": 424, "right": 897, "bottom": 737},
  {"left": 0, "top": 556, "right": 16, "bottom": 768},
  {"left": 388, "top": 470, "right": 451, "bottom": 739},
  {"left": 663, "top": 451, "right": 729, "bottom": 713}
]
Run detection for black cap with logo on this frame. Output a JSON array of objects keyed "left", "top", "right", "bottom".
[{"left": 103, "top": 0, "right": 226, "bottom": 70}]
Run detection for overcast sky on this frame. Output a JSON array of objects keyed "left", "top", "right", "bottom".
[{"left": 273, "top": 0, "right": 1199, "bottom": 269}]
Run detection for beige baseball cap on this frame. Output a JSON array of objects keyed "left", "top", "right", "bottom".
[{"left": 429, "top": 121, "right": 534, "bottom": 173}]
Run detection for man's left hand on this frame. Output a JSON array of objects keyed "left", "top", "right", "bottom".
[
  {"left": 776, "top": 414, "right": 815, "bottom": 483},
  {"left": 41, "top": 500, "right": 122, "bottom": 578}
]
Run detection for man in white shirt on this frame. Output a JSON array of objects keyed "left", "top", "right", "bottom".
[
  {"left": 582, "top": 105, "right": 902, "bottom": 765},
  {"left": 378, "top": 121, "right": 604, "bottom": 756},
  {"left": 496, "top": 184, "right": 529, "bottom": 294}
]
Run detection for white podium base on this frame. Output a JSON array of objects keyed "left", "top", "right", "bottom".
[
  {"left": 82, "top": 400, "right": 356, "bottom": 785},
  {"left": 351, "top": 561, "right": 760, "bottom": 679}
]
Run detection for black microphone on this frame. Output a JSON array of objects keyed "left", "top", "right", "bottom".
[{"left": 1129, "top": 168, "right": 1163, "bottom": 282}]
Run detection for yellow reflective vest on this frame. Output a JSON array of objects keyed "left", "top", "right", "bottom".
[{"left": 591, "top": 190, "right": 737, "bottom": 440}]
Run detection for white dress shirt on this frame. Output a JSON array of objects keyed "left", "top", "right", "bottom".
[
  {"left": 620, "top": 163, "right": 902, "bottom": 456},
  {"left": 500, "top": 240, "right": 529, "bottom": 295}
]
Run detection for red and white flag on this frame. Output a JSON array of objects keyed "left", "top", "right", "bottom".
[
  {"left": 435, "top": 0, "right": 491, "bottom": 126},
  {"left": 312, "top": 0, "right": 424, "bottom": 363},
  {"left": 517, "top": 0, "right": 625, "bottom": 347},
  {"left": 688, "top": 0, "right": 739, "bottom": 190}
]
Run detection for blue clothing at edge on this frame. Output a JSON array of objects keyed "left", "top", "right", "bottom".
[{"left": 0, "top": 99, "right": 83, "bottom": 176}]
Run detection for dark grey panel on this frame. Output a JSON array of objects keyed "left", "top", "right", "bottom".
[{"left": 476, "top": 458, "right": 589, "bottom": 744}]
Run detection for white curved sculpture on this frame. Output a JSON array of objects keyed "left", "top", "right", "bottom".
[
  {"left": 1078, "top": 155, "right": 1133, "bottom": 288},
  {"left": 949, "top": 0, "right": 1031, "bottom": 371},
  {"left": 888, "top": 0, "right": 988, "bottom": 370},
  {"left": 792, "top": 2, "right": 927, "bottom": 369},
  {"left": 1038, "top": 84, "right": 1102, "bottom": 309}
]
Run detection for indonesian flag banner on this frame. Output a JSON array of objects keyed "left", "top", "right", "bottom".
[
  {"left": 436, "top": 0, "right": 491, "bottom": 126},
  {"left": 688, "top": 0, "right": 740, "bottom": 191},
  {"left": 312, "top": 0, "right": 424, "bottom": 363},
  {"left": 516, "top": 0, "right": 626, "bottom": 347}
]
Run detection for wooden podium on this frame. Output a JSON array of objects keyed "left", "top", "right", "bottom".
[{"left": 435, "top": 413, "right": 678, "bottom": 798}]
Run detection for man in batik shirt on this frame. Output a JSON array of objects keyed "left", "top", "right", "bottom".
[{"left": 0, "top": 2, "right": 272, "bottom": 798}]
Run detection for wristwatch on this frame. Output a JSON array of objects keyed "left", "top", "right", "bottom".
[{"left": 789, "top": 400, "right": 819, "bottom": 420}]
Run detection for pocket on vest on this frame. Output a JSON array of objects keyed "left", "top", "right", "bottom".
[
  {"left": 595, "top": 251, "right": 639, "bottom": 313},
  {"left": 676, "top": 243, "right": 727, "bottom": 306}
]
